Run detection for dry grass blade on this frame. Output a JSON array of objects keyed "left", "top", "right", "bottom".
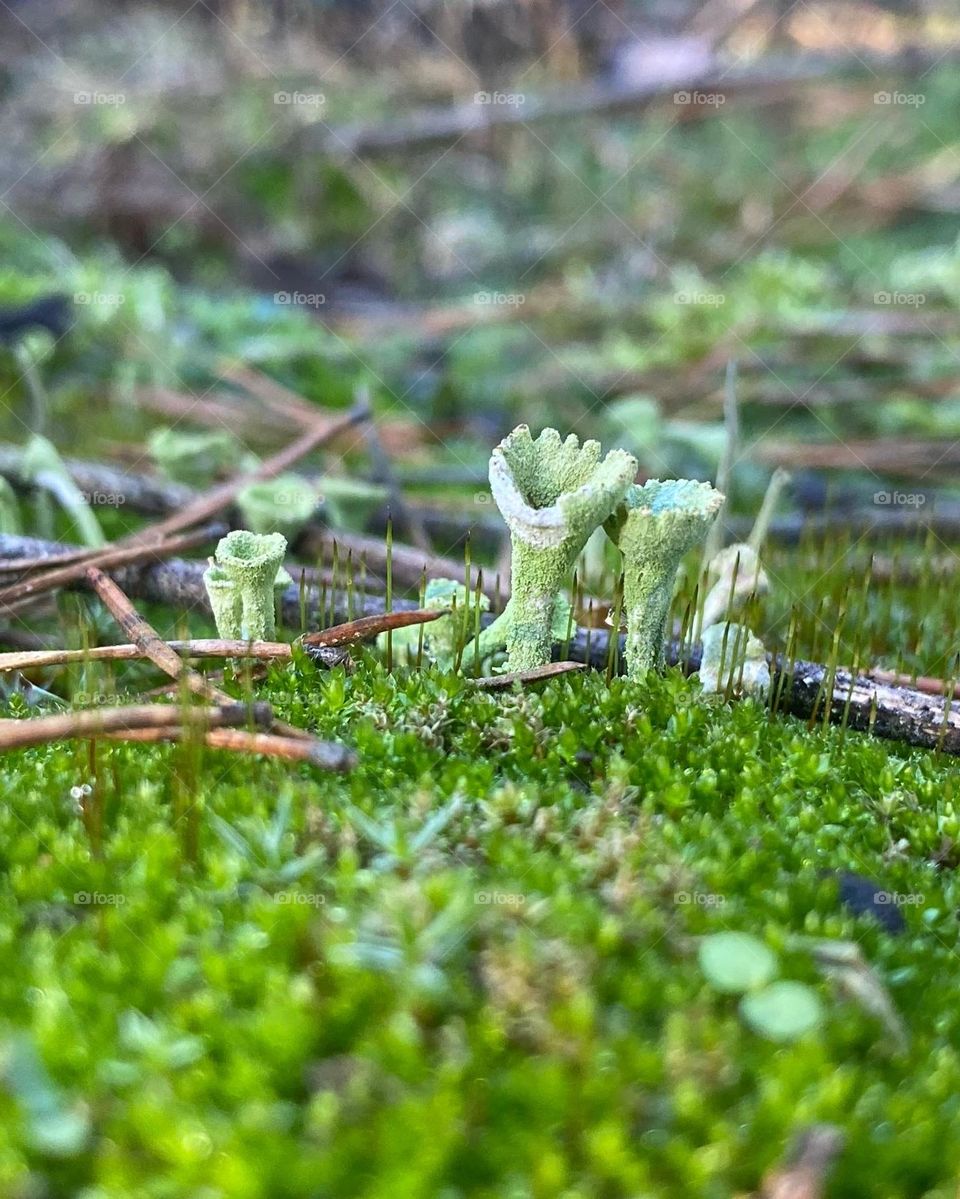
[
  {"left": 301, "top": 607, "right": 449, "bottom": 649},
  {"left": 0, "top": 701, "right": 271, "bottom": 752},
  {"left": 470, "top": 662, "right": 587, "bottom": 690},
  {"left": 107, "top": 726, "right": 355, "bottom": 770}
]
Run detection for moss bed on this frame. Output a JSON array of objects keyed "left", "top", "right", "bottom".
[{"left": 1, "top": 661, "right": 959, "bottom": 1198}]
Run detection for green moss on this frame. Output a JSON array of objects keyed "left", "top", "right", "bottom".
[{"left": 0, "top": 664, "right": 959, "bottom": 1196}]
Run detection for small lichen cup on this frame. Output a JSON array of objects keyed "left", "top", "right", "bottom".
[
  {"left": 203, "top": 530, "right": 287, "bottom": 642},
  {"left": 488, "top": 426, "right": 637, "bottom": 671},
  {"left": 604, "top": 479, "right": 724, "bottom": 679}
]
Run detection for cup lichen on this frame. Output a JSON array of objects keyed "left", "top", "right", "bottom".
[
  {"left": 487, "top": 426, "right": 637, "bottom": 671},
  {"left": 604, "top": 479, "right": 724, "bottom": 678},
  {"left": 203, "top": 530, "right": 288, "bottom": 642}
]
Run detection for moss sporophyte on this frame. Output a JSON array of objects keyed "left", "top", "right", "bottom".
[
  {"left": 203, "top": 530, "right": 288, "bottom": 642},
  {"left": 483, "top": 426, "right": 637, "bottom": 671},
  {"left": 604, "top": 479, "right": 724, "bottom": 679}
]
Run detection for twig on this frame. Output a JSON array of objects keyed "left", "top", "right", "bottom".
[
  {"left": 0, "top": 639, "right": 294, "bottom": 671},
  {"left": 0, "top": 701, "right": 270, "bottom": 752},
  {"left": 470, "top": 662, "right": 587, "bottom": 689},
  {"left": 0, "top": 522, "right": 227, "bottom": 615},
  {"left": 106, "top": 727, "right": 355, "bottom": 770},
  {"left": 301, "top": 607, "right": 448, "bottom": 651},
  {"left": 85, "top": 566, "right": 313, "bottom": 743}
]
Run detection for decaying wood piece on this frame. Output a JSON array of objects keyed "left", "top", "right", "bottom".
[
  {"left": 0, "top": 701, "right": 271, "bottom": 752},
  {"left": 759, "top": 1125, "right": 845, "bottom": 1199}
]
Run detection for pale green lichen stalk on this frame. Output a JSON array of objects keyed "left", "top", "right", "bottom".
[
  {"left": 605, "top": 479, "right": 724, "bottom": 679},
  {"left": 698, "top": 622, "right": 770, "bottom": 698},
  {"left": 203, "top": 530, "right": 287, "bottom": 641},
  {"left": 487, "top": 426, "right": 637, "bottom": 671}
]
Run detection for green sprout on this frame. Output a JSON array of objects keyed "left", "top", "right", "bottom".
[
  {"left": 486, "top": 426, "right": 637, "bottom": 671},
  {"left": 237, "top": 473, "right": 319, "bottom": 540},
  {"left": 203, "top": 530, "right": 288, "bottom": 641},
  {"left": 604, "top": 479, "right": 723, "bottom": 679}
]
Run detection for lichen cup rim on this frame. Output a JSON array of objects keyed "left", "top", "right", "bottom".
[
  {"left": 607, "top": 479, "right": 725, "bottom": 552},
  {"left": 215, "top": 529, "right": 287, "bottom": 567}
]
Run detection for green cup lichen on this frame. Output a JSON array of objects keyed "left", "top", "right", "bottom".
[
  {"left": 604, "top": 479, "right": 723, "bottom": 678},
  {"left": 147, "top": 427, "right": 243, "bottom": 487},
  {"left": 487, "top": 426, "right": 637, "bottom": 671},
  {"left": 203, "top": 530, "right": 288, "bottom": 642}
]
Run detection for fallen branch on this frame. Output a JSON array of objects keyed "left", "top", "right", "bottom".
[{"left": 0, "top": 701, "right": 270, "bottom": 752}]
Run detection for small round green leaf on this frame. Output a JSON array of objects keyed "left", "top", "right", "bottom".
[
  {"left": 698, "top": 932, "right": 777, "bottom": 993},
  {"left": 739, "top": 981, "right": 824, "bottom": 1041}
]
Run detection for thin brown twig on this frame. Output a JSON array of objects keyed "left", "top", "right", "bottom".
[
  {"left": 85, "top": 566, "right": 313, "bottom": 743},
  {"left": 106, "top": 726, "right": 355, "bottom": 770},
  {"left": 0, "top": 701, "right": 271, "bottom": 752},
  {"left": 0, "top": 522, "right": 227, "bottom": 615},
  {"left": 0, "top": 639, "right": 294, "bottom": 672}
]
